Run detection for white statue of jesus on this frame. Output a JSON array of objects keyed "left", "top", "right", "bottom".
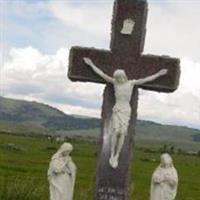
[
  {"left": 48, "top": 143, "right": 77, "bottom": 200},
  {"left": 83, "top": 57, "right": 168, "bottom": 168},
  {"left": 150, "top": 153, "right": 178, "bottom": 200}
]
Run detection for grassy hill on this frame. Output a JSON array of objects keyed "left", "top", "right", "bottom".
[
  {"left": 0, "top": 96, "right": 199, "bottom": 151},
  {"left": 0, "top": 97, "right": 199, "bottom": 199},
  {"left": 0, "top": 96, "right": 100, "bottom": 134},
  {"left": 0, "top": 133, "right": 199, "bottom": 200}
]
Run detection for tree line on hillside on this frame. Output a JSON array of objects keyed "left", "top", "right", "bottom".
[{"left": 43, "top": 116, "right": 100, "bottom": 130}]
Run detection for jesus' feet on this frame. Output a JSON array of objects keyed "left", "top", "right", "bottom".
[{"left": 109, "top": 156, "right": 118, "bottom": 169}]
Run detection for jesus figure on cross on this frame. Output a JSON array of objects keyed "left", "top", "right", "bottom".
[{"left": 83, "top": 57, "right": 168, "bottom": 169}]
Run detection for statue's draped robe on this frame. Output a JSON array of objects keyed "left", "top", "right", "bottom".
[
  {"left": 150, "top": 166, "right": 178, "bottom": 200},
  {"left": 48, "top": 156, "right": 76, "bottom": 200}
]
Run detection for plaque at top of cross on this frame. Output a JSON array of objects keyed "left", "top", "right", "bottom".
[{"left": 68, "top": 0, "right": 180, "bottom": 199}]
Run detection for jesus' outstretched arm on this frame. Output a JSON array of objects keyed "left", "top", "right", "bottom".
[
  {"left": 83, "top": 57, "right": 114, "bottom": 83},
  {"left": 132, "top": 69, "right": 168, "bottom": 85}
]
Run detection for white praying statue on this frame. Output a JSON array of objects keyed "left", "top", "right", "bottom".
[
  {"left": 48, "top": 143, "right": 77, "bottom": 200},
  {"left": 150, "top": 153, "right": 178, "bottom": 200},
  {"left": 83, "top": 57, "right": 168, "bottom": 169}
]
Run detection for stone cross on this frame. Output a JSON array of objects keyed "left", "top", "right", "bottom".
[{"left": 68, "top": 0, "right": 180, "bottom": 199}]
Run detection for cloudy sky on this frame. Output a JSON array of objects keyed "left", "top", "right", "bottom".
[{"left": 0, "top": 0, "right": 200, "bottom": 129}]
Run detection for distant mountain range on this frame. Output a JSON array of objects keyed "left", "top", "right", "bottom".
[
  {"left": 0, "top": 96, "right": 100, "bottom": 134},
  {"left": 0, "top": 96, "right": 199, "bottom": 151}
]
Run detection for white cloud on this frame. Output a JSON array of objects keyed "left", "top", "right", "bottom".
[
  {"left": 1, "top": 1, "right": 200, "bottom": 129},
  {"left": 48, "top": 1, "right": 112, "bottom": 38},
  {"left": 46, "top": 0, "right": 113, "bottom": 50},
  {"left": 47, "top": 0, "right": 200, "bottom": 62},
  {"left": 1, "top": 46, "right": 104, "bottom": 115},
  {"left": 138, "top": 58, "right": 200, "bottom": 129},
  {"left": 145, "top": 1, "right": 200, "bottom": 61},
  {"left": 0, "top": 51, "right": 2, "bottom": 65},
  {"left": 54, "top": 103, "right": 100, "bottom": 118},
  {"left": 1, "top": 46, "right": 200, "bottom": 129}
]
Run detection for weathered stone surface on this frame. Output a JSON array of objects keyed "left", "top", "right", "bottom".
[
  {"left": 68, "top": 47, "right": 113, "bottom": 84},
  {"left": 67, "top": 0, "right": 181, "bottom": 199},
  {"left": 95, "top": 85, "right": 138, "bottom": 200},
  {"left": 110, "top": 0, "right": 147, "bottom": 56},
  {"left": 139, "top": 55, "right": 180, "bottom": 92},
  {"left": 68, "top": 47, "right": 180, "bottom": 93}
]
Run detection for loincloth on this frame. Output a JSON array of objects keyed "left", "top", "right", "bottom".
[{"left": 110, "top": 105, "right": 131, "bottom": 136}]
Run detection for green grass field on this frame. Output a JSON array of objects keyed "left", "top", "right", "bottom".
[{"left": 0, "top": 133, "right": 199, "bottom": 200}]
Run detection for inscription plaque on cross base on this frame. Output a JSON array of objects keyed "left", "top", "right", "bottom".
[
  {"left": 98, "top": 187, "right": 124, "bottom": 200},
  {"left": 67, "top": 0, "right": 180, "bottom": 199}
]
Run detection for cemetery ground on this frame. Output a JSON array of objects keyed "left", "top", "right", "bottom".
[{"left": 0, "top": 132, "right": 199, "bottom": 200}]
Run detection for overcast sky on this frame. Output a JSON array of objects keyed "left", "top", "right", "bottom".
[{"left": 0, "top": 0, "right": 200, "bottom": 129}]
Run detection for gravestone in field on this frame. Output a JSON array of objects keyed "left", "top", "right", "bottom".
[{"left": 68, "top": 0, "right": 180, "bottom": 199}]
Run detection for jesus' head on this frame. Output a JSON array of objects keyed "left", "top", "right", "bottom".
[{"left": 113, "top": 69, "right": 128, "bottom": 83}]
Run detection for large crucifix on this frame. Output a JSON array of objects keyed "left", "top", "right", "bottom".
[{"left": 68, "top": 0, "right": 180, "bottom": 199}]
